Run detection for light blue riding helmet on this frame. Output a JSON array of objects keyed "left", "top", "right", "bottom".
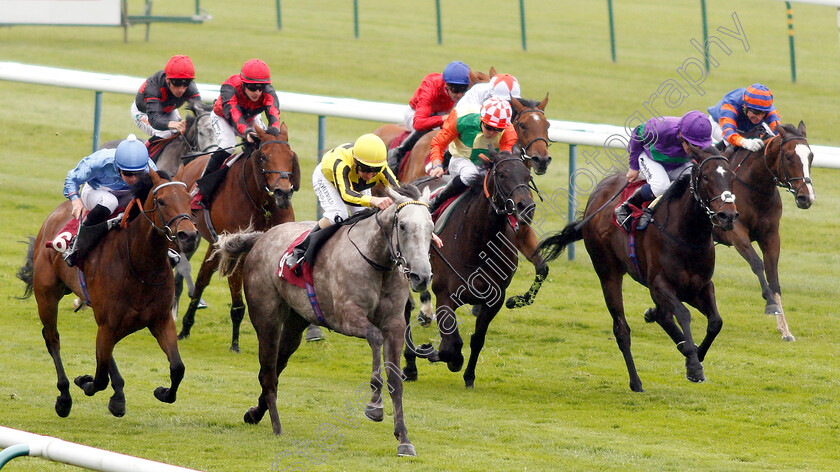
[{"left": 115, "top": 134, "right": 150, "bottom": 172}]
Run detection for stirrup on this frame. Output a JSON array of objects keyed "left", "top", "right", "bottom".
[{"left": 637, "top": 209, "right": 653, "bottom": 230}]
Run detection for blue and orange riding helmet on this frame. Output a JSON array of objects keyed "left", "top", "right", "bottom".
[{"left": 742, "top": 84, "right": 773, "bottom": 112}]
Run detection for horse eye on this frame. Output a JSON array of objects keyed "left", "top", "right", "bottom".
[
  {"left": 399, "top": 222, "right": 407, "bottom": 231},
  {"left": 157, "top": 198, "right": 167, "bottom": 207}
]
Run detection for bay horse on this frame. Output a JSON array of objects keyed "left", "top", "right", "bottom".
[
  {"left": 537, "top": 145, "right": 738, "bottom": 392},
  {"left": 175, "top": 123, "right": 300, "bottom": 352},
  {"left": 403, "top": 150, "right": 535, "bottom": 388},
  {"left": 714, "top": 122, "right": 815, "bottom": 342},
  {"left": 376, "top": 96, "right": 552, "bottom": 313},
  {"left": 103, "top": 104, "right": 218, "bottom": 176},
  {"left": 17, "top": 170, "right": 199, "bottom": 417},
  {"left": 214, "top": 185, "right": 434, "bottom": 457}
]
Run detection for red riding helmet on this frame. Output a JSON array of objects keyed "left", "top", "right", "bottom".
[
  {"left": 164, "top": 55, "right": 195, "bottom": 79},
  {"left": 240, "top": 59, "right": 271, "bottom": 84}
]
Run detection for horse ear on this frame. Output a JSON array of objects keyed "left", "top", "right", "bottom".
[
  {"left": 421, "top": 186, "right": 431, "bottom": 204},
  {"left": 776, "top": 125, "right": 787, "bottom": 140},
  {"left": 798, "top": 121, "right": 806, "bottom": 137},
  {"left": 538, "top": 93, "right": 549, "bottom": 111},
  {"left": 386, "top": 186, "right": 408, "bottom": 205},
  {"left": 489, "top": 66, "right": 497, "bottom": 77},
  {"left": 511, "top": 97, "right": 525, "bottom": 114},
  {"left": 291, "top": 153, "right": 301, "bottom": 191},
  {"left": 278, "top": 122, "right": 289, "bottom": 137}
]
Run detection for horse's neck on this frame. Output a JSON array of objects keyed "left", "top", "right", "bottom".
[
  {"left": 124, "top": 205, "right": 169, "bottom": 272},
  {"left": 664, "top": 188, "right": 713, "bottom": 246},
  {"left": 352, "top": 212, "right": 391, "bottom": 267},
  {"left": 462, "top": 191, "right": 506, "bottom": 244},
  {"left": 739, "top": 148, "right": 779, "bottom": 191}
]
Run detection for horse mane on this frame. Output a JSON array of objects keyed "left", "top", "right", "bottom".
[
  {"left": 776, "top": 123, "right": 801, "bottom": 136},
  {"left": 125, "top": 171, "right": 172, "bottom": 221},
  {"left": 658, "top": 171, "right": 691, "bottom": 203}
]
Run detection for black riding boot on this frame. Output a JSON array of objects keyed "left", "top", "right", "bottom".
[
  {"left": 714, "top": 140, "right": 728, "bottom": 152},
  {"left": 63, "top": 204, "right": 111, "bottom": 267},
  {"left": 196, "top": 149, "right": 231, "bottom": 208},
  {"left": 285, "top": 223, "right": 322, "bottom": 271},
  {"left": 614, "top": 187, "right": 650, "bottom": 229},
  {"left": 428, "top": 176, "right": 469, "bottom": 214},
  {"left": 387, "top": 130, "right": 428, "bottom": 173}
]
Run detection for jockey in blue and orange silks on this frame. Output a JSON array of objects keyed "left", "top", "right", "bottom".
[{"left": 708, "top": 83, "right": 781, "bottom": 152}]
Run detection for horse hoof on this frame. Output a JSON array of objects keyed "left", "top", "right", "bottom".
[
  {"left": 643, "top": 308, "right": 656, "bottom": 323},
  {"left": 446, "top": 359, "right": 463, "bottom": 373},
  {"left": 243, "top": 408, "right": 261, "bottom": 425},
  {"left": 108, "top": 397, "right": 126, "bottom": 417},
  {"left": 364, "top": 405, "right": 384, "bottom": 422},
  {"left": 402, "top": 366, "right": 418, "bottom": 382},
  {"left": 782, "top": 334, "right": 796, "bottom": 342},
  {"left": 55, "top": 396, "right": 72, "bottom": 417},
  {"left": 417, "top": 312, "right": 432, "bottom": 327},
  {"left": 230, "top": 344, "right": 240, "bottom": 353},
  {"left": 397, "top": 443, "right": 416, "bottom": 457},
  {"left": 177, "top": 331, "right": 189, "bottom": 340},
  {"left": 154, "top": 386, "right": 176, "bottom": 403},
  {"left": 765, "top": 304, "right": 783, "bottom": 315},
  {"left": 686, "top": 371, "right": 706, "bottom": 383},
  {"left": 74, "top": 374, "right": 93, "bottom": 387},
  {"left": 305, "top": 325, "right": 326, "bottom": 342},
  {"left": 464, "top": 378, "right": 474, "bottom": 389}
]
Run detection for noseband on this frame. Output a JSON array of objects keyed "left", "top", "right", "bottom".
[
  {"left": 141, "top": 181, "right": 193, "bottom": 241},
  {"left": 764, "top": 133, "right": 812, "bottom": 196},
  {"left": 255, "top": 139, "right": 296, "bottom": 194},
  {"left": 484, "top": 157, "right": 532, "bottom": 220},
  {"left": 689, "top": 156, "right": 735, "bottom": 225}
]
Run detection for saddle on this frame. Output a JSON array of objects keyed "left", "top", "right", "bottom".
[
  {"left": 145, "top": 135, "right": 178, "bottom": 162},
  {"left": 614, "top": 180, "right": 655, "bottom": 234}
]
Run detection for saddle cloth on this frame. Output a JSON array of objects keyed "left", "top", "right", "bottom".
[
  {"left": 613, "top": 180, "right": 652, "bottom": 234},
  {"left": 276, "top": 230, "right": 314, "bottom": 289},
  {"left": 46, "top": 208, "right": 124, "bottom": 252}
]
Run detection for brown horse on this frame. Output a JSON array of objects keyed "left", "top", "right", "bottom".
[
  {"left": 214, "top": 185, "right": 434, "bottom": 456},
  {"left": 375, "top": 96, "right": 552, "bottom": 312},
  {"left": 538, "top": 146, "right": 738, "bottom": 392},
  {"left": 175, "top": 123, "right": 300, "bottom": 352},
  {"left": 403, "top": 150, "right": 535, "bottom": 388},
  {"left": 714, "top": 122, "right": 815, "bottom": 342},
  {"left": 17, "top": 170, "right": 199, "bottom": 417}
]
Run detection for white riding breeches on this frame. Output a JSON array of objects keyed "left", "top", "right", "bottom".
[
  {"left": 448, "top": 156, "right": 482, "bottom": 186},
  {"left": 211, "top": 113, "right": 266, "bottom": 151},
  {"left": 637, "top": 154, "right": 692, "bottom": 197},
  {"left": 708, "top": 114, "right": 724, "bottom": 144},
  {"left": 402, "top": 105, "right": 447, "bottom": 132},
  {"left": 79, "top": 184, "right": 134, "bottom": 214},
  {"left": 131, "top": 102, "right": 179, "bottom": 139},
  {"left": 312, "top": 168, "right": 370, "bottom": 224}
]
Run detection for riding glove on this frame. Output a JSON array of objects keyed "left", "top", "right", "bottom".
[{"left": 741, "top": 138, "right": 764, "bottom": 152}]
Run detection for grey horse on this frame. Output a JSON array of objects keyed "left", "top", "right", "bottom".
[{"left": 214, "top": 185, "right": 433, "bottom": 457}]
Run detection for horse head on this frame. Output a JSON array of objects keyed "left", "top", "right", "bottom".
[
  {"left": 482, "top": 149, "right": 536, "bottom": 227},
  {"left": 688, "top": 145, "right": 739, "bottom": 231},
  {"left": 382, "top": 185, "right": 434, "bottom": 293},
  {"left": 252, "top": 123, "right": 300, "bottom": 209},
  {"left": 511, "top": 95, "right": 552, "bottom": 175},
  {"left": 186, "top": 108, "right": 220, "bottom": 156},
  {"left": 138, "top": 169, "right": 200, "bottom": 253},
  {"left": 765, "top": 122, "right": 815, "bottom": 209}
]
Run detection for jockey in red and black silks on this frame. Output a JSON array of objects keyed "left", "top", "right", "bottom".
[
  {"left": 132, "top": 55, "right": 204, "bottom": 139},
  {"left": 212, "top": 74, "right": 281, "bottom": 140}
]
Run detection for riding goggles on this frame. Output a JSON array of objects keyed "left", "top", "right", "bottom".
[
  {"left": 447, "top": 83, "right": 469, "bottom": 94},
  {"left": 169, "top": 78, "right": 192, "bottom": 88},
  {"left": 244, "top": 83, "right": 267, "bottom": 92},
  {"left": 356, "top": 162, "right": 384, "bottom": 174}
]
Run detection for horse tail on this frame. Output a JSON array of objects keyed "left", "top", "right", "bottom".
[
  {"left": 16, "top": 237, "right": 36, "bottom": 299},
  {"left": 537, "top": 220, "right": 584, "bottom": 262},
  {"left": 214, "top": 230, "right": 264, "bottom": 277}
]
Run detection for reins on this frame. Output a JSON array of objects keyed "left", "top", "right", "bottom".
[
  {"left": 239, "top": 138, "right": 296, "bottom": 224},
  {"left": 348, "top": 200, "right": 430, "bottom": 273},
  {"left": 762, "top": 133, "right": 812, "bottom": 196}
]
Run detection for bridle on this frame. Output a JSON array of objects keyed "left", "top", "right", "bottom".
[
  {"left": 763, "top": 133, "right": 812, "bottom": 196},
  {"left": 140, "top": 181, "right": 194, "bottom": 241},
  {"left": 689, "top": 156, "right": 736, "bottom": 226},
  {"left": 349, "top": 200, "right": 430, "bottom": 274},
  {"left": 186, "top": 111, "right": 220, "bottom": 155},
  {"left": 240, "top": 138, "right": 297, "bottom": 221},
  {"left": 513, "top": 107, "right": 551, "bottom": 167},
  {"left": 484, "top": 156, "right": 533, "bottom": 221}
]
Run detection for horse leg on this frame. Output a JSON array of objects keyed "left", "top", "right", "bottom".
[
  {"left": 463, "top": 303, "right": 502, "bottom": 389},
  {"left": 726, "top": 226, "right": 780, "bottom": 316},
  {"left": 686, "top": 282, "right": 724, "bottom": 363},
  {"left": 75, "top": 325, "right": 116, "bottom": 397},
  {"left": 597, "top": 272, "right": 643, "bottom": 392},
  {"left": 650, "top": 280, "right": 704, "bottom": 383},
  {"left": 506, "top": 225, "right": 548, "bottom": 309},
  {"left": 149, "top": 315, "right": 185, "bottom": 404},
  {"left": 107, "top": 358, "right": 126, "bottom": 417},
  {"left": 401, "top": 299, "right": 420, "bottom": 381},
  {"left": 36, "top": 287, "right": 73, "bottom": 417},
  {"left": 382, "top": 318, "right": 415, "bottom": 456},
  {"left": 227, "top": 266, "right": 247, "bottom": 353},
  {"left": 435, "top": 300, "right": 464, "bottom": 373},
  {"left": 178, "top": 244, "right": 218, "bottom": 340},
  {"left": 757, "top": 232, "right": 794, "bottom": 341}
]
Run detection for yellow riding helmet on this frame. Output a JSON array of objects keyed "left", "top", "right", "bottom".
[{"left": 352, "top": 134, "right": 387, "bottom": 168}]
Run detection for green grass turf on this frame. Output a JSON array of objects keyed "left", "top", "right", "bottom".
[{"left": 1, "top": 1, "right": 839, "bottom": 470}]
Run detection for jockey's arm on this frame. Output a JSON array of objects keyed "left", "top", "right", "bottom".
[
  {"left": 499, "top": 125, "right": 517, "bottom": 152},
  {"left": 429, "top": 111, "right": 459, "bottom": 170}
]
